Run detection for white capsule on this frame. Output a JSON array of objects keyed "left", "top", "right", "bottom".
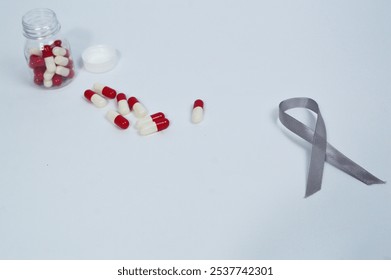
[
  {"left": 54, "top": 55, "right": 69, "bottom": 66},
  {"left": 191, "top": 99, "right": 204, "bottom": 124},
  {"left": 55, "top": 66, "right": 70, "bottom": 77},
  {"left": 43, "top": 70, "right": 55, "bottom": 81},
  {"left": 133, "top": 103, "right": 148, "bottom": 118},
  {"left": 91, "top": 95, "right": 107, "bottom": 108},
  {"left": 52, "top": 46, "right": 67, "bottom": 56},
  {"left": 44, "top": 56, "right": 56, "bottom": 73},
  {"left": 29, "top": 48, "right": 42, "bottom": 56},
  {"left": 192, "top": 107, "right": 204, "bottom": 123},
  {"left": 93, "top": 82, "right": 105, "bottom": 93},
  {"left": 43, "top": 79, "right": 53, "bottom": 88}
]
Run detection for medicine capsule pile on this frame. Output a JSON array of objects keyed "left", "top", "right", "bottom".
[
  {"left": 83, "top": 83, "right": 170, "bottom": 135},
  {"left": 28, "top": 40, "right": 75, "bottom": 88},
  {"left": 83, "top": 83, "right": 205, "bottom": 135}
]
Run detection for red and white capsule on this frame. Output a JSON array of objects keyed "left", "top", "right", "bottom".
[
  {"left": 128, "top": 97, "right": 148, "bottom": 118},
  {"left": 139, "top": 118, "right": 169, "bottom": 136},
  {"left": 135, "top": 112, "right": 165, "bottom": 129},
  {"left": 191, "top": 99, "right": 204, "bottom": 124},
  {"left": 84, "top": 89, "right": 107, "bottom": 108},
  {"left": 116, "top": 93, "right": 130, "bottom": 115},
  {"left": 42, "top": 45, "right": 56, "bottom": 73},
  {"left": 106, "top": 110, "right": 130, "bottom": 129},
  {"left": 93, "top": 82, "right": 117, "bottom": 99}
]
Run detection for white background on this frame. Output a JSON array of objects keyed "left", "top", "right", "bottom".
[{"left": 0, "top": 0, "right": 390, "bottom": 259}]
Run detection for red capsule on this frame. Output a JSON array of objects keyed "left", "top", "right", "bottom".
[
  {"left": 33, "top": 67, "right": 45, "bottom": 79},
  {"left": 34, "top": 76, "right": 43, "bottom": 85},
  {"left": 42, "top": 45, "right": 53, "bottom": 58},
  {"left": 155, "top": 118, "right": 170, "bottom": 131},
  {"left": 52, "top": 74, "right": 63, "bottom": 86},
  {"left": 52, "top": 40, "right": 62, "bottom": 47},
  {"left": 194, "top": 99, "right": 204, "bottom": 109},
  {"left": 29, "top": 55, "right": 45, "bottom": 68}
]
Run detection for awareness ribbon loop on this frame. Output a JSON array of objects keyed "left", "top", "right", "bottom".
[{"left": 279, "top": 97, "right": 385, "bottom": 197}]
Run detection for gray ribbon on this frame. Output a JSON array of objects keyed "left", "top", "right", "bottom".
[{"left": 279, "top": 97, "right": 385, "bottom": 197}]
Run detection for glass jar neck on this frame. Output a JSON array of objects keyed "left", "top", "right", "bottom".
[{"left": 22, "top": 8, "right": 61, "bottom": 40}]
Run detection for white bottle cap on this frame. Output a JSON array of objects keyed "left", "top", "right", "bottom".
[{"left": 82, "top": 45, "right": 119, "bottom": 73}]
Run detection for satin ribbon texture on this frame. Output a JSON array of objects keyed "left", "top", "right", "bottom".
[{"left": 279, "top": 97, "right": 385, "bottom": 198}]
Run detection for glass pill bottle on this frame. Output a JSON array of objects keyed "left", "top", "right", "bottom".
[{"left": 22, "top": 8, "right": 75, "bottom": 89}]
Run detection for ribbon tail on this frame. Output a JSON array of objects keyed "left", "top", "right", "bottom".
[{"left": 325, "top": 143, "right": 386, "bottom": 185}]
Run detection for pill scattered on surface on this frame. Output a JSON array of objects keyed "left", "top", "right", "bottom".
[
  {"left": 84, "top": 89, "right": 107, "bottom": 108},
  {"left": 106, "top": 110, "right": 130, "bottom": 129},
  {"left": 139, "top": 118, "right": 169, "bottom": 136},
  {"left": 93, "top": 82, "right": 117, "bottom": 99},
  {"left": 191, "top": 99, "right": 204, "bottom": 124},
  {"left": 135, "top": 112, "right": 165, "bottom": 129},
  {"left": 128, "top": 96, "right": 148, "bottom": 118},
  {"left": 116, "top": 93, "right": 130, "bottom": 116}
]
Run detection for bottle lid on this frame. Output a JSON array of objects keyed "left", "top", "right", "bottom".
[{"left": 82, "top": 45, "right": 118, "bottom": 73}]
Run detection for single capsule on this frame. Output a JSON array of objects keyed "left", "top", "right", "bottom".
[
  {"left": 93, "top": 82, "right": 117, "bottom": 99},
  {"left": 42, "top": 45, "right": 56, "bottom": 73},
  {"left": 135, "top": 112, "right": 165, "bottom": 129},
  {"left": 191, "top": 99, "right": 204, "bottom": 124},
  {"left": 84, "top": 89, "right": 107, "bottom": 108},
  {"left": 128, "top": 96, "right": 148, "bottom": 118},
  {"left": 139, "top": 118, "right": 169, "bottom": 136},
  {"left": 106, "top": 110, "right": 130, "bottom": 129},
  {"left": 116, "top": 93, "right": 130, "bottom": 115}
]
